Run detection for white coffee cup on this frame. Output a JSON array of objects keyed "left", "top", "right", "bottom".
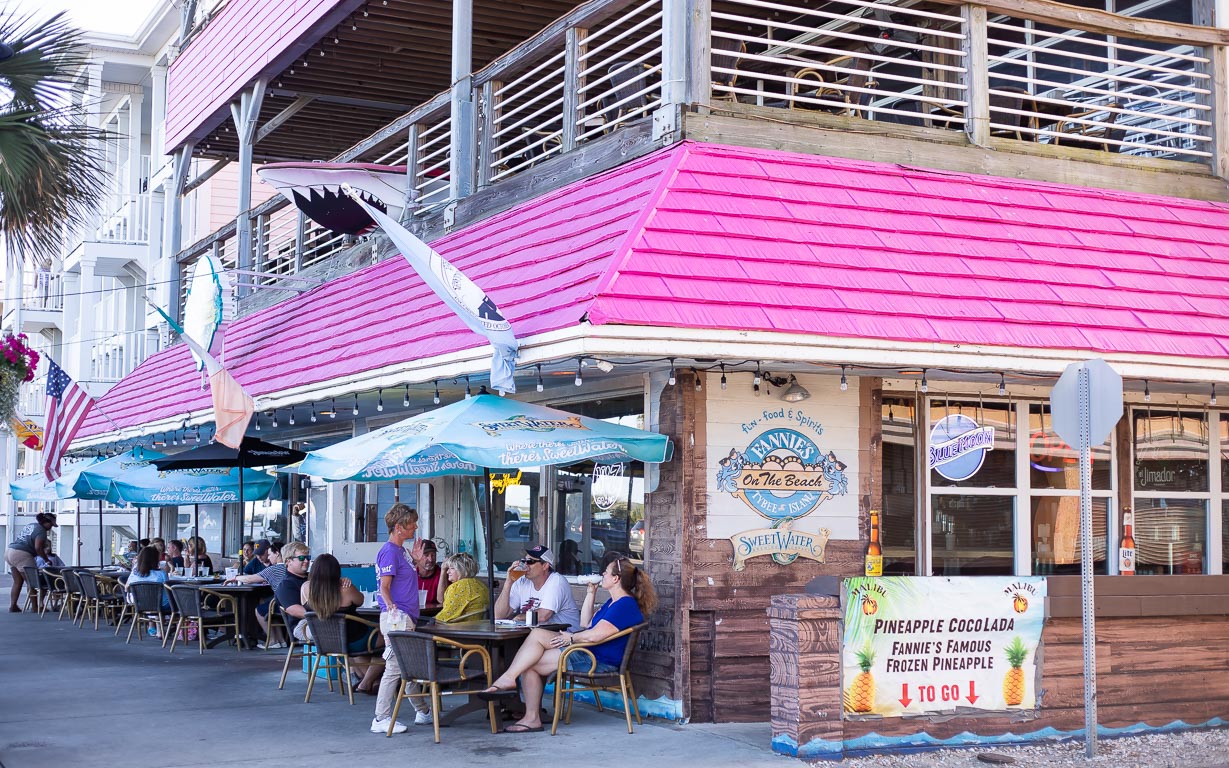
[{"left": 418, "top": 589, "right": 428, "bottom": 608}]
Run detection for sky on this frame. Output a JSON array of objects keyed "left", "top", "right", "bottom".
[{"left": 36, "top": 0, "right": 162, "bottom": 35}]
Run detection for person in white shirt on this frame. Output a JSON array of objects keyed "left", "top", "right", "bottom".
[{"left": 495, "top": 545, "right": 581, "bottom": 631}]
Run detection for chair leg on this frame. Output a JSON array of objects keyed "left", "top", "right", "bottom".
[
  {"left": 115, "top": 604, "right": 130, "bottom": 636},
  {"left": 388, "top": 680, "right": 407, "bottom": 737},
  {"left": 278, "top": 642, "right": 297, "bottom": 689},
  {"left": 343, "top": 656, "right": 354, "bottom": 706},
  {"left": 619, "top": 675, "right": 634, "bottom": 733},
  {"left": 168, "top": 616, "right": 181, "bottom": 653},
  {"left": 305, "top": 655, "right": 321, "bottom": 703},
  {"left": 626, "top": 676, "right": 642, "bottom": 725},
  {"left": 431, "top": 684, "right": 442, "bottom": 743},
  {"left": 127, "top": 613, "right": 139, "bottom": 644},
  {"left": 551, "top": 675, "right": 565, "bottom": 735}
]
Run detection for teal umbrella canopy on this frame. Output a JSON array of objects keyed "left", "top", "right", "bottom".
[
  {"left": 298, "top": 394, "right": 673, "bottom": 482},
  {"left": 107, "top": 465, "right": 277, "bottom": 507},
  {"left": 66, "top": 449, "right": 166, "bottom": 500},
  {"left": 11, "top": 473, "right": 76, "bottom": 501}
]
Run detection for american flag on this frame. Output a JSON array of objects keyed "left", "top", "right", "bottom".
[{"left": 43, "top": 361, "right": 96, "bottom": 481}]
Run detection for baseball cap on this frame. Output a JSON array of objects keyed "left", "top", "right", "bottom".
[
  {"left": 421, "top": 539, "right": 437, "bottom": 553},
  {"left": 524, "top": 544, "right": 555, "bottom": 568}
]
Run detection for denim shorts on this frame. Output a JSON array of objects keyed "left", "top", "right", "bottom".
[{"left": 565, "top": 652, "right": 618, "bottom": 674}]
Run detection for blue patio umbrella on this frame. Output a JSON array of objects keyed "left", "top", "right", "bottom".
[
  {"left": 107, "top": 465, "right": 277, "bottom": 576},
  {"left": 64, "top": 449, "right": 165, "bottom": 567},
  {"left": 297, "top": 394, "right": 672, "bottom": 611},
  {"left": 11, "top": 472, "right": 78, "bottom": 502}
]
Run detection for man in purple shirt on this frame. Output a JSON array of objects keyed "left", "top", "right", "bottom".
[{"left": 372, "top": 503, "right": 429, "bottom": 735}]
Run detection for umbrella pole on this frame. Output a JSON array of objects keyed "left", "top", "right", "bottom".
[
  {"left": 484, "top": 468, "right": 495, "bottom": 620},
  {"left": 98, "top": 499, "right": 104, "bottom": 568},
  {"left": 221, "top": 503, "right": 227, "bottom": 565},
  {"left": 193, "top": 504, "right": 200, "bottom": 577}
]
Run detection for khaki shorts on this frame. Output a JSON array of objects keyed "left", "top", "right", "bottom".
[{"left": 5, "top": 547, "right": 36, "bottom": 572}]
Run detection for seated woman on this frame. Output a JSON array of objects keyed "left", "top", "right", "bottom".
[
  {"left": 301, "top": 553, "right": 383, "bottom": 694},
  {"left": 479, "top": 552, "right": 656, "bottom": 733},
  {"left": 186, "top": 537, "right": 214, "bottom": 574},
  {"left": 126, "top": 545, "right": 171, "bottom": 610},
  {"left": 433, "top": 553, "right": 489, "bottom": 623}
]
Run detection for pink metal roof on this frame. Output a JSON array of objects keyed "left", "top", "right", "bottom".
[{"left": 79, "top": 141, "right": 1229, "bottom": 439}]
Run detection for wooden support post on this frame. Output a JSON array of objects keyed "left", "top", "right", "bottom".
[
  {"left": 768, "top": 594, "right": 844, "bottom": 759},
  {"left": 961, "top": 5, "right": 990, "bottom": 146},
  {"left": 687, "top": 0, "right": 712, "bottom": 107},
  {"left": 450, "top": 0, "right": 475, "bottom": 200},
  {"left": 562, "top": 27, "right": 582, "bottom": 151},
  {"left": 476, "top": 81, "right": 495, "bottom": 188},
  {"left": 1211, "top": 45, "right": 1229, "bottom": 179}
]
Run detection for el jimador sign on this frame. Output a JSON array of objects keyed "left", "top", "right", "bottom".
[{"left": 842, "top": 577, "right": 1047, "bottom": 718}]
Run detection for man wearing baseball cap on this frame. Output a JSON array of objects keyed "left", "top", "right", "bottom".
[{"left": 495, "top": 544, "right": 581, "bottom": 630}]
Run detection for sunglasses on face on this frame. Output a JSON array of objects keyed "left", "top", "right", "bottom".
[
  {"left": 523, "top": 558, "right": 543, "bottom": 565},
  {"left": 292, "top": 555, "right": 311, "bottom": 562}
]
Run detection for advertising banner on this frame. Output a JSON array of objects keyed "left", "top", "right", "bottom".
[{"left": 841, "top": 576, "right": 1047, "bottom": 718}]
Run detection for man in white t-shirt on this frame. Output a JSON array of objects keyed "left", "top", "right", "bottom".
[{"left": 495, "top": 545, "right": 581, "bottom": 631}]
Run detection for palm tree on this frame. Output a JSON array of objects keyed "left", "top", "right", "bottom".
[{"left": 0, "top": 10, "right": 108, "bottom": 264}]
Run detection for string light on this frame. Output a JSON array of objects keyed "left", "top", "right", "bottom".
[
  {"left": 433, "top": 380, "right": 441, "bottom": 405},
  {"left": 753, "top": 363, "right": 762, "bottom": 387},
  {"left": 998, "top": 373, "right": 1006, "bottom": 397},
  {"left": 1212, "top": 383, "right": 1218, "bottom": 406},
  {"left": 1144, "top": 380, "right": 1151, "bottom": 403},
  {"left": 403, "top": 384, "right": 410, "bottom": 408},
  {"left": 271, "top": 410, "right": 278, "bottom": 428},
  {"left": 668, "top": 359, "right": 676, "bottom": 387},
  {"left": 693, "top": 368, "right": 702, "bottom": 392},
  {"left": 329, "top": 398, "right": 337, "bottom": 418},
  {"left": 254, "top": 414, "right": 261, "bottom": 431},
  {"left": 840, "top": 365, "right": 848, "bottom": 392},
  {"left": 720, "top": 364, "right": 727, "bottom": 390},
  {"left": 377, "top": 389, "right": 384, "bottom": 412},
  {"left": 575, "top": 357, "right": 583, "bottom": 387},
  {"left": 920, "top": 369, "right": 928, "bottom": 394},
  {"left": 288, "top": 407, "right": 295, "bottom": 426},
  {"left": 536, "top": 364, "right": 544, "bottom": 393},
  {"left": 310, "top": 403, "right": 317, "bottom": 423},
  {"left": 352, "top": 393, "right": 359, "bottom": 415},
  {"left": 464, "top": 375, "right": 472, "bottom": 399}
]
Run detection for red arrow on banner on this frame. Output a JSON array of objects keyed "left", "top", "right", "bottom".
[
  {"left": 898, "top": 683, "right": 912, "bottom": 707},
  {"left": 967, "top": 681, "right": 979, "bottom": 704}
]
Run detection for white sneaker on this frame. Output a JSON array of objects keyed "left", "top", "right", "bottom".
[
  {"left": 414, "top": 710, "right": 433, "bottom": 725},
  {"left": 371, "top": 717, "right": 408, "bottom": 734}
]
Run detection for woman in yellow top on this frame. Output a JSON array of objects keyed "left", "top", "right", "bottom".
[{"left": 434, "top": 553, "right": 489, "bottom": 623}]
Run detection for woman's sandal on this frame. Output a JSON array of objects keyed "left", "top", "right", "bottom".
[
  {"left": 501, "top": 723, "right": 544, "bottom": 733},
  {"left": 476, "top": 685, "right": 517, "bottom": 701}
]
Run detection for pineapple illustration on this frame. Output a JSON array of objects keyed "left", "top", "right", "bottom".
[
  {"left": 847, "top": 645, "right": 876, "bottom": 713},
  {"left": 1002, "top": 636, "right": 1029, "bottom": 706},
  {"left": 1012, "top": 593, "right": 1029, "bottom": 613}
]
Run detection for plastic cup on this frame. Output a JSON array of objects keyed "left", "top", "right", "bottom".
[{"left": 418, "top": 589, "right": 428, "bottom": 608}]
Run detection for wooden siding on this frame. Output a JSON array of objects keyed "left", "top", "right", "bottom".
[
  {"left": 679, "top": 375, "right": 883, "bottom": 722},
  {"left": 166, "top": 0, "right": 363, "bottom": 152}
]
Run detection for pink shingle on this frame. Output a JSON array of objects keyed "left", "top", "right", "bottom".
[{"left": 80, "top": 141, "right": 1229, "bottom": 440}]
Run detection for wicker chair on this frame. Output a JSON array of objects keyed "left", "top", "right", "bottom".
[
  {"left": 167, "top": 584, "right": 240, "bottom": 654},
  {"left": 21, "top": 566, "right": 41, "bottom": 612},
  {"left": 274, "top": 601, "right": 313, "bottom": 689},
  {"left": 77, "top": 572, "right": 123, "bottom": 631},
  {"left": 58, "top": 568, "right": 86, "bottom": 623},
  {"left": 302, "top": 612, "right": 381, "bottom": 705},
  {"left": 117, "top": 582, "right": 171, "bottom": 644},
  {"left": 38, "top": 568, "right": 67, "bottom": 617},
  {"left": 385, "top": 630, "right": 498, "bottom": 743},
  {"left": 551, "top": 622, "right": 648, "bottom": 735}
]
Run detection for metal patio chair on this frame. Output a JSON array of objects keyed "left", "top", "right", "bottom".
[
  {"left": 118, "top": 582, "right": 171, "bottom": 644},
  {"left": 552, "top": 622, "right": 648, "bottom": 735},
  {"left": 302, "top": 612, "right": 381, "bottom": 705},
  {"left": 167, "top": 584, "right": 240, "bottom": 654},
  {"left": 385, "top": 630, "right": 497, "bottom": 743}
]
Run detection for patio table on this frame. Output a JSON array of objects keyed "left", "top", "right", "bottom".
[{"left": 200, "top": 583, "right": 273, "bottom": 648}]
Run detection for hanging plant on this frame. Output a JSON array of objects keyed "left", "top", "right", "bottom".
[{"left": 0, "top": 333, "right": 40, "bottom": 424}]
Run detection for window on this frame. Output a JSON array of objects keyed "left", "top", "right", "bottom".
[
  {"left": 349, "top": 482, "right": 426, "bottom": 543},
  {"left": 881, "top": 397, "right": 917, "bottom": 574},
  {"left": 1133, "top": 408, "right": 1209, "bottom": 573}
]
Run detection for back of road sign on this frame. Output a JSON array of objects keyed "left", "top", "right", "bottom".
[{"left": 1050, "top": 359, "right": 1123, "bottom": 448}]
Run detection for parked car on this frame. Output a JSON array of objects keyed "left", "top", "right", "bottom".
[
  {"left": 629, "top": 520, "right": 645, "bottom": 557},
  {"left": 501, "top": 521, "right": 605, "bottom": 565}
]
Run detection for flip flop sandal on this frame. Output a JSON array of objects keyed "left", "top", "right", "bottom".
[{"left": 501, "top": 724, "right": 544, "bottom": 733}]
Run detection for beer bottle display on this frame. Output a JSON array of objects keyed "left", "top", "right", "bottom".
[
  {"left": 1118, "top": 508, "right": 1136, "bottom": 576},
  {"left": 865, "top": 510, "right": 883, "bottom": 577}
]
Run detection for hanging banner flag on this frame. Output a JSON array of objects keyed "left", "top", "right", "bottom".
[
  {"left": 10, "top": 411, "right": 43, "bottom": 450},
  {"left": 342, "top": 184, "right": 519, "bottom": 393},
  {"left": 841, "top": 576, "right": 1047, "bottom": 718}
]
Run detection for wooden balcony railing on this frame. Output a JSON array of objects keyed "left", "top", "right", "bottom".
[{"left": 176, "top": 0, "right": 1229, "bottom": 309}]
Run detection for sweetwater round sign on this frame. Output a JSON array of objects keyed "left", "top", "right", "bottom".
[{"left": 929, "top": 414, "right": 995, "bottom": 482}]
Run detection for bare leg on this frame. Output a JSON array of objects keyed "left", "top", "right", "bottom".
[
  {"left": 9, "top": 569, "right": 25, "bottom": 612},
  {"left": 490, "top": 628, "right": 559, "bottom": 689},
  {"left": 511, "top": 655, "right": 560, "bottom": 730}
]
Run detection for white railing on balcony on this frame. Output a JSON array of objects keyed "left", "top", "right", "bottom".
[
  {"left": 19, "top": 271, "right": 64, "bottom": 311},
  {"left": 90, "top": 329, "right": 162, "bottom": 384},
  {"left": 95, "top": 192, "right": 153, "bottom": 244},
  {"left": 18, "top": 375, "right": 45, "bottom": 418}
]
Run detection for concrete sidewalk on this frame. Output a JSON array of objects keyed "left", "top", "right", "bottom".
[{"left": 0, "top": 575, "right": 784, "bottom": 768}]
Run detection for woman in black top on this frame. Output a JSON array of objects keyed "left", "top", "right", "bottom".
[{"left": 302, "top": 554, "right": 381, "bottom": 693}]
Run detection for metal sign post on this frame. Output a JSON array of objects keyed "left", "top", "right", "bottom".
[{"left": 1051, "top": 359, "right": 1123, "bottom": 758}]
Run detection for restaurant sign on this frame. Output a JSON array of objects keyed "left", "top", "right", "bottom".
[
  {"left": 841, "top": 576, "right": 1047, "bottom": 718},
  {"left": 730, "top": 520, "right": 830, "bottom": 571}
]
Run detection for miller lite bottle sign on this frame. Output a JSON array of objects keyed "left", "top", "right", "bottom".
[
  {"left": 865, "top": 510, "right": 883, "bottom": 577},
  {"left": 1119, "top": 509, "right": 1136, "bottom": 576}
]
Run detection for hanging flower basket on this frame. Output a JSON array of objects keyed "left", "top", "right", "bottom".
[{"left": 0, "top": 334, "right": 40, "bottom": 425}]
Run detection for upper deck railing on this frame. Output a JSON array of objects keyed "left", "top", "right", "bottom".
[{"left": 175, "top": 0, "right": 1229, "bottom": 312}]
